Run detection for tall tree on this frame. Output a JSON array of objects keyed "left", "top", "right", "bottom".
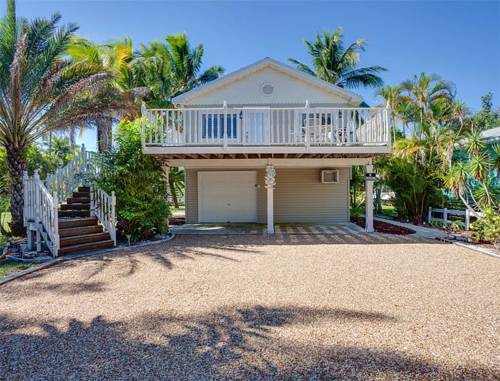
[
  {"left": 399, "top": 73, "right": 455, "bottom": 137},
  {"left": 0, "top": 0, "right": 128, "bottom": 235},
  {"left": 289, "top": 27, "right": 386, "bottom": 89},
  {"left": 134, "top": 34, "right": 224, "bottom": 204},
  {"left": 67, "top": 37, "right": 149, "bottom": 152},
  {"left": 135, "top": 34, "right": 224, "bottom": 103}
]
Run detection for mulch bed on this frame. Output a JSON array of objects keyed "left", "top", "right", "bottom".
[
  {"left": 351, "top": 217, "right": 416, "bottom": 235},
  {"left": 169, "top": 217, "right": 186, "bottom": 225}
]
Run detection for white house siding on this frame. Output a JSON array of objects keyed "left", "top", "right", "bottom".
[
  {"left": 178, "top": 66, "right": 351, "bottom": 107},
  {"left": 185, "top": 167, "right": 350, "bottom": 224}
]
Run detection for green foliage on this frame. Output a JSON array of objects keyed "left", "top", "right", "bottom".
[
  {"left": 473, "top": 93, "right": 500, "bottom": 131},
  {"left": 92, "top": 119, "right": 170, "bottom": 241},
  {"left": 471, "top": 209, "right": 500, "bottom": 244},
  {"left": 289, "top": 27, "right": 386, "bottom": 89},
  {"left": 381, "top": 156, "right": 443, "bottom": 223}
]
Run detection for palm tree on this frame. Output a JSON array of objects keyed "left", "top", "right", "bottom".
[
  {"left": 400, "top": 73, "right": 455, "bottom": 137},
  {"left": 0, "top": 0, "right": 128, "bottom": 235},
  {"left": 135, "top": 34, "right": 224, "bottom": 102},
  {"left": 67, "top": 37, "right": 149, "bottom": 152},
  {"left": 134, "top": 34, "right": 224, "bottom": 202},
  {"left": 289, "top": 27, "right": 386, "bottom": 89}
]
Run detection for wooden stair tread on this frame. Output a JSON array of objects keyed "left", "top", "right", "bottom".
[
  {"left": 61, "top": 203, "right": 90, "bottom": 211},
  {"left": 58, "top": 217, "right": 97, "bottom": 228},
  {"left": 58, "top": 239, "right": 114, "bottom": 255},
  {"left": 59, "top": 225, "right": 103, "bottom": 237},
  {"left": 59, "top": 210, "right": 90, "bottom": 217},
  {"left": 60, "top": 232, "right": 110, "bottom": 247}
]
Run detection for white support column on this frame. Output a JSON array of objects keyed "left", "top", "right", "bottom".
[
  {"left": 365, "top": 164, "right": 375, "bottom": 233},
  {"left": 264, "top": 164, "right": 276, "bottom": 234}
]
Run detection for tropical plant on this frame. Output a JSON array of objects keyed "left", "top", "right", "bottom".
[
  {"left": 473, "top": 93, "right": 500, "bottom": 131},
  {"left": 167, "top": 167, "right": 184, "bottom": 209},
  {"left": 470, "top": 208, "right": 500, "bottom": 244},
  {"left": 289, "top": 27, "right": 386, "bottom": 89},
  {"left": 444, "top": 131, "right": 499, "bottom": 214},
  {"left": 92, "top": 119, "right": 170, "bottom": 241},
  {"left": 67, "top": 37, "right": 149, "bottom": 152},
  {"left": 399, "top": 73, "right": 455, "bottom": 138},
  {"left": 134, "top": 34, "right": 224, "bottom": 197},
  {"left": 0, "top": 0, "right": 129, "bottom": 235},
  {"left": 134, "top": 33, "right": 224, "bottom": 105}
]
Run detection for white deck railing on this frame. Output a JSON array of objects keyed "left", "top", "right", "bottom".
[
  {"left": 23, "top": 170, "right": 59, "bottom": 256},
  {"left": 142, "top": 104, "right": 390, "bottom": 149},
  {"left": 91, "top": 187, "right": 117, "bottom": 245}
]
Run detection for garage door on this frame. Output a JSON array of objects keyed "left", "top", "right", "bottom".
[{"left": 198, "top": 171, "right": 257, "bottom": 223}]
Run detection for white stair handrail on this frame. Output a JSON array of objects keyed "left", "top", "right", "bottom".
[
  {"left": 23, "top": 170, "right": 59, "bottom": 256},
  {"left": 45, "top": 144, "right": 98, "bottom": 202},
  {"left": 91, "top": 186, "right": 117, "bottom": 246}
]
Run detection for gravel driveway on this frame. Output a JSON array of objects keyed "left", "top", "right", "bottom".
[{"left": 1, "top": 234, "right": 499, "bottom": 380}]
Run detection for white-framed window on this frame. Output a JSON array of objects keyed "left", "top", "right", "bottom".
[
  {"left": 321, "top": 169, "right": 339, "bottom": 184},
  {"left": 201, "top": 113, "right": 238, "bottom": 139}
]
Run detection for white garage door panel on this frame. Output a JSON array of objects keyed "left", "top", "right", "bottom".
[{"left": 198, "top": 171, "right": 257, "bottom": 223}]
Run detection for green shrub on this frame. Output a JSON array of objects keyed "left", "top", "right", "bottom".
[
  {"left": 92, "top": 119, "right": 170, "bottom": 241},
  {"left": 471, "top": 209, "right": 500, "bottom": 243},
  {"left": 447, "top": 220, "right": 465, "bottom": 233},
  {"left": 382, "top": 157, "right": 443, "bottom": 224}
]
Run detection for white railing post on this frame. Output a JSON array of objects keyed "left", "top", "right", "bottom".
[
  {"left": 305, "top": 100, "right": 310, "bottom": 149},
  {"left": 52, "top": 194, "right": 59, "bottom": 257},
  {"left": 81, "top": 144, "right": 87, "bottom": 176},
  {"left": 465, "top": 209, "right": 470, "bottom": 230},
  {"left": 111, "top": 191, "right": 116, "bottom": 246},
  {"left": 428, "top": 206, "right": 432, "bottom": 224},
  {"left": 443, "top": 208, "right": 448, "bottom": 225},
  {"left": 223, "top": 101, "right": 228, "bottom": 148},
  {"left": 141, "top": 102, "right": 147, "bottom": 148},
  {"left": 23, "top": 171, "right": 28, "bottom": 227}
]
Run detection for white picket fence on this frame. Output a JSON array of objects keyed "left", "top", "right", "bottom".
[
  {"left": 428, "top": 207, "right": 483, "bottom": 230},
  {"left": 23, "top": 145, "right": 116, "bottom": 256}
]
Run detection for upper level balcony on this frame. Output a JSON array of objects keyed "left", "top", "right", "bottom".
[{"left": 141, "top": 104, "right": 391, "bottom": 157}]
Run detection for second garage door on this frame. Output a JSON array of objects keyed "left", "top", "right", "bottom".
[{"left": 198, "top": 171, "right": 258, "bottom": 223}]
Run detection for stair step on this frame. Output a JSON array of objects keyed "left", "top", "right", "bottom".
[
  {"left": 67, "top": 197, "right": 90, "bottom": 204},
  {"left": 59, "top": 225, "right": 103, "bottom": 237},
  {"left": 78, "top": 186, "right": 90, "bottom": 192},
  {"left": 59, "top": 217, "right": 98, "bottom": 229},
  {"left": 60, "top": 232, "right": 110, "bottom": 247},
  {"left": 73, "top": 191, "right": 90, "bottom": 198},
  {"left": 58, "top": 240, "right": 114, "bottom": 255},
  {"left": 58, "top": 210, "right": 90, "bottom": 218},
  {"left": 61, "top": 203, "right": 90, "bottom": 211}
]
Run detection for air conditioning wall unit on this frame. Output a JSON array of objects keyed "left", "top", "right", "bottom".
[{"left": 321, "top": 169, "right": 339, "bottom": 184}]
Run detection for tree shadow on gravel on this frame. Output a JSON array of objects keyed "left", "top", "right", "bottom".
[{"left": 0, "top": 305, "right": 494, "bottom": 380}]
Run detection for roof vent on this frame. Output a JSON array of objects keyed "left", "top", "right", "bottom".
[{"left": 261, "top": 83, "right": 274, "bottom": 96}]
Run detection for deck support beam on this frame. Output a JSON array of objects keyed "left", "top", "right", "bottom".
[
  {"left": 265, "top": 164, "right": 276, "bottom": 234},
  {"left": 365, "top": 163, "right": 375, "bottom": 233}
]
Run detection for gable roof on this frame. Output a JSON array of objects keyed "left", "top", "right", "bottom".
[{"left": 172, "top": 57, "right": 364, "bottom": 105}]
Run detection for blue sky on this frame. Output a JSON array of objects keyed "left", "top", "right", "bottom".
[{"left": 8, "top": 0, "right": 500, "bottom": 150}]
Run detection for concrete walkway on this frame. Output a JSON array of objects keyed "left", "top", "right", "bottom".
[{"left": 374, "top": 217, "right": 448, "bottom": 240}]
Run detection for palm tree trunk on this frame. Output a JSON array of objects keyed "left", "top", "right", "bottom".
[
  {"left": 168, "top": 176, "right": 179, "bottom": 209},
  {"left": 97, "top": 119, "right": 113, "bottom": 153},
  {"left": 6, "top": 144, "right": 27, "bottom": 236}
]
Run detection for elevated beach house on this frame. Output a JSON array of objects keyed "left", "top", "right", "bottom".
[{"left": 142, "top": 58, "right": 391, "bottom": 233}]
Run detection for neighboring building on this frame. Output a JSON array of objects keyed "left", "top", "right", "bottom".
[
  {"left": 141, "top": 58, "right": 391, "bottom": 233},
  {"left": 481, "top": 126, "right": 500, "bottom": 145}
]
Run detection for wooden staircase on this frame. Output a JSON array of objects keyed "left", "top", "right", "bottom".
[{"left": 58, "top": 186, "right": 114, "bottom": 255}]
